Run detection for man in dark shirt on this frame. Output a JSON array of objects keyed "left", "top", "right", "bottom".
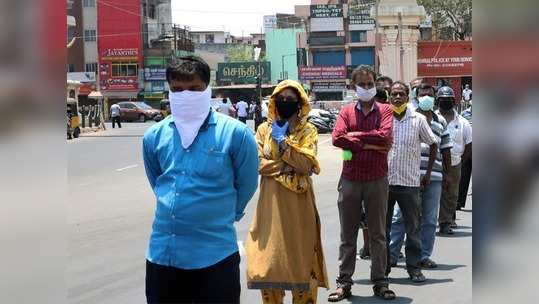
[{"left": 328, "top": 65, "right": 395, "bottom": 302}]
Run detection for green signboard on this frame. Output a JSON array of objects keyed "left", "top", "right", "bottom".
[
  {"left": 217, "top": 62, "right": 271, "bottom": 84},
  {"left": 310, "top": 4, "right": 343, "bottom": 18},
  {"left": 349, "top": 1, "right": 375, "bottom": 25}
]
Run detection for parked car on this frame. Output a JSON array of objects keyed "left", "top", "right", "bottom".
[{"left": 117, "top": 101, "right": 161, "bottom": 122}]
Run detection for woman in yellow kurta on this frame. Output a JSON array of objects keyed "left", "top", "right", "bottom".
[{"left": 246, "top": 80, "right": 329, "bottom": 304}]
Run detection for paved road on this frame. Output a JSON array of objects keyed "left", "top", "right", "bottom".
[{"left": 68, "top": 122, "right": 472, "bottom": 304}]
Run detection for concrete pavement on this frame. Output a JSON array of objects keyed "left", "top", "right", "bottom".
[{"left": 68, "top": 122, "right": 471, "bottom": 304}]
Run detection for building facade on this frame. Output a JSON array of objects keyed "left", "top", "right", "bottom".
[
  {"left": 97, "top": 0, "right": 144, "bottom": 102},
  {"left": 295, "top": 0, "right": 377, "bottom": 100}
]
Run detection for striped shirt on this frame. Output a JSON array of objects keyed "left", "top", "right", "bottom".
[
  {"left": 389, "top": 107, "right": 438, "bottom": 187},
  {"left": 332, "top": 102, "right": 393, "bottom": 182},
  {"left": 420, "top": 113, "right": 453, "bottom": 181}
]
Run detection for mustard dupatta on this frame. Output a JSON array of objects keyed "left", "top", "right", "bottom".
[{"left": 261, "top": 80, "right": 320, "bottom": 193}]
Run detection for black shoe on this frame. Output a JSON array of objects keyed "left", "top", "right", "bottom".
[
  {"left": 390, "top": 260, "right": 397, "bottom": 267},
  {"left": 439, "top": 225, "right": 454, "bottom": 235},
  {"left": 409, "top": 270, "right": 427, "bottom": 283},
  {"left": 419, "top": 258, "right": 438, "bottom": 269},
  {"left": 398, "top": 252, "right": 404, "bottom": 260}
]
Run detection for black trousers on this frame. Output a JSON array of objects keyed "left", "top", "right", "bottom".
[
  {"left": 457, "top": 158, "right": 472, "bottom": 208},
  {"left": 385, "top": 186, "right": 422, "bottom": 274},
  {"left": 145, "top": 252, "right": 240, "bottom": 304},
  {"left": 238, "top": 116, "right": 247, "bottom": 124},
  {"left": 112, "top": 116, "right": 122, "bottom": 128}
]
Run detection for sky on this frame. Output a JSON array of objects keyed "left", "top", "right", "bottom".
[{"left": 171, "top": 0, "right": 311, "bottom": 36}]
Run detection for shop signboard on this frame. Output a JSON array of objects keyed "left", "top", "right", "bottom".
[
  {"left": 310, "top": 4, "right": 343, "bottom": 18},
  {"left": 217, "top": 62, "right": 271, "bottom": 84},
  {"left": 97, "top": 0, "right": 143, "bottom": 92},
  {"left": 299, "top": 66, "right": 347, "bottom": 80}
]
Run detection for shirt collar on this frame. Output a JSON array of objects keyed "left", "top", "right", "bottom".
[{"left": 356, "top": 101, "right": 377, "bottom": 114}]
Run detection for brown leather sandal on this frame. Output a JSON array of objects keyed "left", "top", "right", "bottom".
[{"left": 328, "top": 287, "right": 352, "bottom": 302}]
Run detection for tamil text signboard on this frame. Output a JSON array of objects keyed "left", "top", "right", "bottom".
[
  {"left": 217, "top": 62, "right": 271, "bottom": 84},
  {"left": 299, "top": 66, "right": 347, "bottom": 81}
]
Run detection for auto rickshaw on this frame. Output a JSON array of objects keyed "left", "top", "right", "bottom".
[
  {"left": 67, "top": 98, "right": 81, "bottom": 139},
  {"left": 159, "top": 99, "right": 170, "bottom": 118}
]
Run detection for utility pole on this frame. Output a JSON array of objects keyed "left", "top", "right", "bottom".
[
  {"left": 173, "top": 24, "right": 178, "bottom": 59},
  {"left": 398, "top": 12, "right": 404, "bottom": 81},
  {"left": 374, "top": 0, "right": 380, "bottom": 74}
]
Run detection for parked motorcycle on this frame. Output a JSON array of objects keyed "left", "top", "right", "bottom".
[{"left": 307, "top": 109, "right": 337, "bottom": 134}]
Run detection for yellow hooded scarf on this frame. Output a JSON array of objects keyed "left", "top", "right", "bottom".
[{"left": 261, "top": 79, "right": 320, "bottom": 193}]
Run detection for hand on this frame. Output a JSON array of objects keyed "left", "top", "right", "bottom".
[
  {"left": 271, "top": 121, "right": 289, "bottom": 144},
  {"left": 421, "top": 173, "right": 432, "bottom": 189},
  {"left": 364, "top": 143, "right": 391, "bottom": 153},
  {"left": 281, "top": 163, "right": 294, "bottom": 174},
  {"left": 347, "top": 131, "right": 361, "bottom": 137}
]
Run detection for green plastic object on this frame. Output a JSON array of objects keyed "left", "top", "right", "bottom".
[{"left": 342, "top": 150, "right": 353, "bottom": 161}]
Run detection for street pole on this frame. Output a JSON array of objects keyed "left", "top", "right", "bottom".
[
  {"left": 374, "top": 0, "right": 380, "bottom": 74},
  {"left": 281, "top": 55, "right": 285, "bottom": 80},
  {"left": 398, "top": 12, "right": 404, "bottom": 81}
]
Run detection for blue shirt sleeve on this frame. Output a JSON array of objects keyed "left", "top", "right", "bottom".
[
  {"left": 142, "top": 131, "right": 162, "bottom": 192},
  {"left": 230, "top": 127, "right": 259, "bottom": 221}
]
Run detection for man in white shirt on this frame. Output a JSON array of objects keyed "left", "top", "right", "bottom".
[
  {"left": 219, "top": 98, "right": 233, "bottom": 117},
  {"left": 436, "top": 86, "right": 472, "bottom": 235},
  {"left": 110, "top": 103, "right": 122, "bottom": 128},
  {"left": 236, "top": 100, "right": 249, "bottom": 124},
  {"left": 462, "top": 84, "right": 472, "bottom": 102}
]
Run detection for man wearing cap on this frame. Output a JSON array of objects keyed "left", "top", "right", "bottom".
[{"left": 436, "top": 86, "right": 472, "bottom": 235}]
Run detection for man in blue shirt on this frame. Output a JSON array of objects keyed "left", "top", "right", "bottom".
[{"left": 142, "top": 56, "right": 259, "bottom": 304}]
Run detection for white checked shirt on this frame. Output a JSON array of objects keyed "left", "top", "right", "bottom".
[{"left": 389, "top": 107, "right": 438, "bottom": 187}]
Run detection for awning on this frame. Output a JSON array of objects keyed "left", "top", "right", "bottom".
[
  {"left": 88, "top": 91, "right": 104, "bottom": 98},
  {"left": 101, "top": 91, "right": 138, "bottom": 99}
]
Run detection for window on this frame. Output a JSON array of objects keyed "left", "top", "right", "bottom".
[
  {"left": 85, "top": 62, "right": 97, "bottom": 73},
  {"left": 351, "top": 47, "right": 375, "bottom": 66},
  {"left": 142, "top": 3, "right": 147, "bottom": 17},
  {"left": 205, "top": 34, "right": 215, "bottom": 43},
  {"left": 350, "top": 31, "right": 367, "bottom": 43},
  {"left": 83, "top": 0, "right": 95, "bottom": 7},
  {"left": 66, "top": 64, "right": 75, "bottom": 73},
  {"left": 149, "top": 4, "right": 156, "bottom": 19},
  {"left": 67, "top": 27, "right": 75, "bottom": 43},
  {"left": 111, "top": 62, "right": 139, "bottom": 77},
  {"left": 84, "top": 29, "right": 96, "bottom": 42},
  {"left": 312, "top": 50, "right": 345, "bottom": 66}
]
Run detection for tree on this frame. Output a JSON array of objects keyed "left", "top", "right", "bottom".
[
  {"left": 226, "top": 45, "right": 255, "bottom": 62},
  {"left": 418, "top": 0, "right": 472, "bottom": 40}
]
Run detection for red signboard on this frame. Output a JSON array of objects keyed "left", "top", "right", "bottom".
[
  {"left": 299, "top": 66, "right": 347, "bottom": 80},
  {"left": 97, "top": 0, "right": 143, "bottom": 92},
  {"left": 418, "top": 41, "right": 472, "bottom": 77}
]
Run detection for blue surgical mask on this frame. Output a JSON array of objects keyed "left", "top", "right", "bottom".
[{"left": 418, "top": 95, "right": 435, "bottom": 111}]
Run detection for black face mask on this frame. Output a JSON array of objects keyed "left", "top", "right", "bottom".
[
  {"left": 438, "top": 98, "right": 454, "bottom": 111},
  {"left": 275, "top": 96, "right": 300, "bottom": 119}
]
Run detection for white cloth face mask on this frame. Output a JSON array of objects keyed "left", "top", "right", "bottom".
[
  {"left": 169, "top": 86, "right": 211, "bottom": 149},
  {"left": 356, "top": 86, "right": 377, "bottom": 102}
]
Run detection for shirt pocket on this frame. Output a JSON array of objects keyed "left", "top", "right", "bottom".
[{"left": 193, "top": 148, "right": 227, "bottom": 178}]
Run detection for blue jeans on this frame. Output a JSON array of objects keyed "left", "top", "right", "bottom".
[
  {"left": 385, "top": 186, "right": 421, "bottom": 274},
  {"left": 389, "top": 181, "right": 442, "bottom": 262}
]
